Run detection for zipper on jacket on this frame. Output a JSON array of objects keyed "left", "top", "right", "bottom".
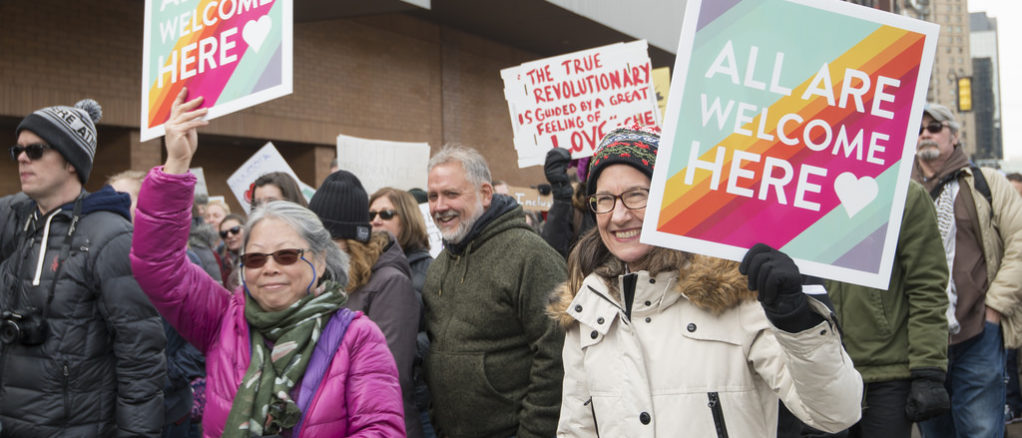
[
  {"left": 707, "top": 392, "right": 729, "bottom": 438},
  {"left": 584, "top": 397, "right": 600, "bottom": 437},
  {"left": 62, "top": 361, "right": 71, "bottom": 426}
]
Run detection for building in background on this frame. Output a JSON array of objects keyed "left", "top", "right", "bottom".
[
  {"left": 898, "top": 0, "right": 978, "bottom": 158},
  {"left": 970, "top": 11, "right": 1003, "bottom": 164}
]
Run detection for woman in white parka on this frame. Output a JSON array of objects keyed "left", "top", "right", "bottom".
[{"left": 548, "top": 126, "right": 863, "bottom": 437}]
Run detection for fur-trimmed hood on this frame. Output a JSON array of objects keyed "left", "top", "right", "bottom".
[{"left": 548, "top": 254, "right": 756, "bottom": 329}]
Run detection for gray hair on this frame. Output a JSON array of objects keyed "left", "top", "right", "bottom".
[
  {"left": 428, "top": 144, "right": 492, "bottom": 189},
  {"left": 243, "top": 200, "right": 350, "bottom": 287}
]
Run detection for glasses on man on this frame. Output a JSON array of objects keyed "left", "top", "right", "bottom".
[
  {"left": 589, "top": 188, "right": 650, "bottom": 214},
  {"left": 919, "top": 121, "right": 946, "bottom": 136},
  {"left": 241, "top": 248, "right": 306, "bottom": 269},
  {"left": 219, "top": 226, "right": 243, "bottom": 239},
  {"left": 369, "top": 209, "right": 398, "bottom": 221},
  {"left": 10, "top": 143, "right": 50, "bottom": 161}
]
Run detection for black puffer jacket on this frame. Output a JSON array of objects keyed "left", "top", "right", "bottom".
[{"left": 0, "top": 187, "right": 166, "bottom": 437}]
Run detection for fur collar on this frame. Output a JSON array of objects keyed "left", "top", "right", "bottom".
[{"left": 548, "top": 254, "right": 755, "bottom": 329}]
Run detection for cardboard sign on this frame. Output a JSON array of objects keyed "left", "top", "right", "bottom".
[
  {"left": 336, "top": 134, "right": 431, "bottom": 196},
  {"left": 190, "top": 167, "right": 209, "bottom": 198},
  {"left": 506, "top": 185, "right": 554, "bottom": 212},
  {"left": 141, "top": 0, "right": 293, "bottom": 141},
  {"left": 419, "top": 203, "right": 444, "bottom": 258},
  {"left": 226, "top": 142, "right": 314, "bottom": 213},
  {"left": 652, "top": 67, "right": 671, "bottom": 120},
  {"left": 643, "top": 0, "right": 938, "bottom": 289},
  {"left": 501, "top": 41, "right": 661, "bottom": 168}
]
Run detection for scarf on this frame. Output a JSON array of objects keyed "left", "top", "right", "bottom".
[
  {"left": 934, "top": 181, "right": 962, "bottom": 335},
  {"left": 221, "top": 280, "right": 348, "bottom": 437}
]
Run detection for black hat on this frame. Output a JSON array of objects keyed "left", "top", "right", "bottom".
[
  {"left": 17, "top": 99, "right": 103, "bottom": 184},
  {"left": 309, "top": 170, "right": 372, "bottom": 243},
  {"left": 586, "top": 125, "right": 660, "bottom": 196}
]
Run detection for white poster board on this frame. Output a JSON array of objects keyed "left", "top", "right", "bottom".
[
  {"left": 226, "top": 142, "right": 315, "bottom": 213},
  {"left": 336, "top": 134, "right": 431, "bottom": 196},
  {"left": 501, "top": 40, "right": 660, "bottom": 167},
  {"left": 419, "top": 203, "right": 444, "bottom": 258}
]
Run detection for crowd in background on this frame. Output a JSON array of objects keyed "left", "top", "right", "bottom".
[{"left": 2, "top": 90, "right": 1022, "bottom": 438}]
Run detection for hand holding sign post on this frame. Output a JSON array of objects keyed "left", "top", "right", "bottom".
[{"left": 642, "top": 0, "right": 939, "bottom": 289}]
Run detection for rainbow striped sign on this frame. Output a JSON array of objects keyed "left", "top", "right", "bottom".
[
  {"left": 643, "top": 0, "right": 938, "bottom": 289},
  {"left": 140, "top": 0, "right": 292, "bottom": 141}
]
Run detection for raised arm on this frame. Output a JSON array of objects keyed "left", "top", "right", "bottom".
[{"left": 130, "top": 88, "right": 228, "bottom": 352}]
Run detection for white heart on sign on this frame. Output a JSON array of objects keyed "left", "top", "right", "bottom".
[
  {"left": 242, "top": 15, "right": 272, "bottom": 53},
  {"left": 834, "top": 172, "right": 878, "bottom": 218}
]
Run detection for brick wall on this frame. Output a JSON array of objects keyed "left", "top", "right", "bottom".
[{"left": 0, "top": 0, "right": 548, "bottom": 206}]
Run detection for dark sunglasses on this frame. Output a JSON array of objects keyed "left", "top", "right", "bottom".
[
  {"left": 219, "top": 226, "right": 243, "bottom": 239},
  {"left": 919, "top": 121, "right": 945, "bottom": 135},
  {"left": 10, "top": 143, "right": 50, "bottom": 161},
  {"left": 241, "top": 248, "right": 306, "bottom": 269},
  {"left": 369, "top": 209, "right": 397, "bottom": 221}
]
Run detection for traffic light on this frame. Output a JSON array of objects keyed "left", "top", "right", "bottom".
[{"left": 957, "top": 76, "right": 972, "bottom": 112}]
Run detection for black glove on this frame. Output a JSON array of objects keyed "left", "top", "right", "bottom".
[
  {"left": 905, "top": 368, "right": 950, "bottom": 422},
  {"left": 739, "top": 243, "right": 822, "bottom": 332},
  {"left": 544, "top": 147, "right": 573, "bottom": 200}
]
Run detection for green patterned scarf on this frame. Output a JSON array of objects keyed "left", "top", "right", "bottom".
[{"left": 222, "top": 280, "right": 348, "bottom": 437}]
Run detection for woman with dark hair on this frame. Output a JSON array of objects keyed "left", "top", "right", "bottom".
[
  {"left": 217, "top": 213, "right": 246, "bottom": 291},
  {"left": 310, "top": 173, "right": 424, "bottom": 438},
  {"left": 548, "top": 126, "right": 863, "bottom": 437},
  {"left": 132, "top": 89, "right": 404, "bottom": 437},
  {"left": 369, "top": 187, "right": 432, "bottom": 296},
  {"left": 369, "top": 187, "right": 435, "bottom": 437},
  {"left": 252, "top": 171, "right": 308, "bottom": 207}
]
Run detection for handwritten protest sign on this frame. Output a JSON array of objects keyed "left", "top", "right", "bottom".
[
  {"left": 502, "top": 41, "right": 660, "bottom": 168},
  {"left": 141, "top": 0, "right": 293, "bottom": 141},
  {"left": 190, "top": 167, "right": 209, "bottom": 198},
  {"left": 419, "top": 203, "right": 444, "bottom": 258},
  {"left": 336, "top": 134, "right": 431, "bottom": 196},
  {"left": 226, "top": 142, "right": 314, "bottom": 213},
  {"left": 642, "top": 0, "right": 938, "bottom": 289},
  {"left": 507, "top": 185, "right": 553, "bottom": 212},
  {"left": 652, "top": 67, "right": 671, "bottom": 120}
]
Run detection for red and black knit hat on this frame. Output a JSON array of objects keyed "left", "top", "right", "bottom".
[{"left": 586, "top": 125, "right": 660, "bottom": 196}]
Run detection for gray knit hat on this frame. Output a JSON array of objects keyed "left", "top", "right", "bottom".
[
  {"left": 923, "top": 102, "right": 960, "bottom": 134},
  {"left": 16, "top": 99, "right": 103, "bottom": 184}
]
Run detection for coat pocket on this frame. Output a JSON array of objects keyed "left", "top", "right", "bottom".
[{"left": 584, "top": 397, "right": 600, "bottom": 437}]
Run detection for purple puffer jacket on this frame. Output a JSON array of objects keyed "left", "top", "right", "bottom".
[{"left": 130, "top": 167, "right": 405, "bottom": 437}]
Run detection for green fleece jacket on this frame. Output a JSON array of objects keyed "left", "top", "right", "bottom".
[
  {"left": 826, "top": 181, "right": 949, "bottom": 382},
  {"left": 423, "top": 204, "right": 566, "bottom": 438}
]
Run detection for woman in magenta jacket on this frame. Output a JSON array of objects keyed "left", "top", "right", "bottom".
[{"left": 130, "top": 89, "right": 405, "bottom": 438}]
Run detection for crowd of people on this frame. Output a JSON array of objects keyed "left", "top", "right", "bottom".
[{"left": 1, "top": 85, "right": 1021, "bottom": 438}]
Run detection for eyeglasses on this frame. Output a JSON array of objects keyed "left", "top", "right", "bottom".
[
  {"left": 219, "top": 226, "right": 243, "bottom": 239},
  {"left": 369, "top": 209, "right": 397, "bottom": 221},
  {"left": 919, "top": 121, "right": 946, "bottom": 135},
  {"left": 589, "top": 188, "right": 650, "bottom": 214},
  {"left": 10, "top": 143, "right": 50, "bottom": 161},
  {"left": 241, "top": 248, "right": 305, "bottom": 269}
]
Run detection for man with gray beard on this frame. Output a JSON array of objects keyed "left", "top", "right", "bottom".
[
  {"left": 912, "top": 103, "right": 1022, "bottom": 438},
  {"left": 422, "top": 145, "right": 566, "bottom": 438}
]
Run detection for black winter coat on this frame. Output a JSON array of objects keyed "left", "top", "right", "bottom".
[{"left": 0, "top": 188, "right": 166, "bottom": 437}]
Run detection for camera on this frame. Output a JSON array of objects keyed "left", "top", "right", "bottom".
[{"left": 0, "top": 309, "right": 48, "bottom": 345}]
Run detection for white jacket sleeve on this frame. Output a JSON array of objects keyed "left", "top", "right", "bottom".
[{"left": 746, "top": 299, "right": 863, "bottom": 433}]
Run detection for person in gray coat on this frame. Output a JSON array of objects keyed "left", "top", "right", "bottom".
[{"left": 0, "top": 99, "right": 166, "bottom": 436}]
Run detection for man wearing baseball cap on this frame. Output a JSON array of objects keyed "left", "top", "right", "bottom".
[
  {"left": 913, "top": 102, "right": 1022, "bottom": 437},
  {"left": 0, "top": 100, "right": 166, "bottom": 436}
]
